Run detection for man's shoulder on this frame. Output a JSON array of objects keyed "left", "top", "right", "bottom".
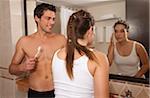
[
  {"left": 53, "top": 33, "right": 65, "bottom": 38},
  {"left": 17, "top": 35, "right": 33, "bottom": 45},
  {"left": 53, "top": 33, "right": 66, "bottom": 41}
]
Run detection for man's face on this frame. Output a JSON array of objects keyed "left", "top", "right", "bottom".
[{"left": 37, "top": 10, "right": 56, "bottom": 33}]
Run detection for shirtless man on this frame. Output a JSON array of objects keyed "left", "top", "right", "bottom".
[{"left": 9, "top": 3, "right": 66, "bottom": 98}]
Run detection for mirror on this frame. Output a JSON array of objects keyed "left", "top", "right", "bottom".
[{"left": 25, "top": 0, "right": 149, "bottom": 84}]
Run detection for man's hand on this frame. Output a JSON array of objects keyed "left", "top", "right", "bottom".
[{"left": 20, "top": 57, "right": 37, "bottom": 72}]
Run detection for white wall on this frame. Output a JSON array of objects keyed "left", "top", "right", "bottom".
[
  {"left": 0, "top": 0, "right": 13, "bottom": 66},
  {"left": 10, "top": 0, "right": 25, "bottom": 48},
  {"left": 26, "top": 0, "right": 36, "bottom": 35},
  {"left": 0, "top": 0, "right": 26, "bottom": 98},
  {"left": 87, "top": 1, "right": 126, "bottom": 53},
  {"left": 0, "top": 0, "right": 25, "bottom": 67},
  {"left": 87, "top": 1, "right": 126, "bottom": 74}
]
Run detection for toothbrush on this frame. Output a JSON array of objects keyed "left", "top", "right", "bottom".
[{"left": 34, "top": 46, "right": 42, "bottom": 59}]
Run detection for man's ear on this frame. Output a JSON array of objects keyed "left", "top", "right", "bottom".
[{"left": 35, "top": 16, "right": 40, "bottom": 22}]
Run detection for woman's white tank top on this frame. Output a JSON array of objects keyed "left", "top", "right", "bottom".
[
  {"left": 114, "top": 41, "right": 140, "bottom": 76},
  {"left": 52, "top": 49, "right": 94, "bottom": 98}
]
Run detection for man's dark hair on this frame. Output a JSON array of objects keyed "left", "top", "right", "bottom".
[{"left": 34, "top": 3, "right": 56, "bottom": 18}]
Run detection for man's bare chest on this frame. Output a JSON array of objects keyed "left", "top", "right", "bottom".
[{"left": 23, "top": 41, "right": 61, "bottom": 59}]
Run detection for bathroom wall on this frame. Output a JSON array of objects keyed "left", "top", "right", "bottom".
[
  {"left": 87, "top": 1, "right": 125, "bottom": 53},
  {"left": 0, "top": 0, "right": 13, "bottom": 67},
  {"left": 87, "top": 1, "right": 126, "bottom": 73},
  {"left": 110, "top": 79, "right": 150, "bottom": 98},
  {"left": 0, "top": 0, "right": 25, "bottom": 67},
  {"left": 52, "top": 7, "right": 61, "bottom": 34},
  {"left": 26, "top": 0, "right": 36, "bottom": 35},
  {"left": 0, "top": 0, "right": 26, "bottom": 98}
]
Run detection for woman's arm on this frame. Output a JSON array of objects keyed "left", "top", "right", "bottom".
[
  {"left": 107, "top": 33, "right": 115, "bottom": 66},
  {"left": 94, "top": 53, "right": 109, "bottom": 98},
  {"left": 134, "top": 42, "right": 149, "bottom": 78}
]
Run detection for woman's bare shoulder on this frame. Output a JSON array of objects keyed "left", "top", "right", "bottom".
[
  {"left": 134, "top": 41, "right": 147, "bottom": 55},
  {"left": 93, "top": 50, "right": 109, "bottom": 67},
  {"left": 57, "top": 47, "right": 66, "bottom": 60},
  {"left": 135, "top": 41, "right": 144, "bottom": 48},
  {"left": 93, "top": 50, "right": 107, "bottom": 59}
]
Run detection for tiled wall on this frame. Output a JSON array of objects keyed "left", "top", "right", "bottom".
[{"left": 110, "top": 79, "right": 150, "bottom": 98}]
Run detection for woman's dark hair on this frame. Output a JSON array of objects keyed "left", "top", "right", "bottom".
[
  {"left": 66, "top": 10, "right": 96, "bottom": 79},
  {"left": 34, "top": 3, "right": 56, "bottom": 18},
  {"left": 113, "top": 20, "right": 129, "bottom": 32}
]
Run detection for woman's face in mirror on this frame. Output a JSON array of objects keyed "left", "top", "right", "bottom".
[{"left": 114, "top": 24, "right": 128, "bottom": 42}]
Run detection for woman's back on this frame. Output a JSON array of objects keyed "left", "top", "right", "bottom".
[{"left": 52, "top": 49, "right": 94, "bottom": 98}]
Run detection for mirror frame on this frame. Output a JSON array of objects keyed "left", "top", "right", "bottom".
[
  {"left": 24, "top": 0, "right": 28, "bottom": 36},
  {"left": 110, "top": 74, "right": 149, "bottom": 84},
  {"left": 23, "top": 0, "right": 149, "bottom": 84}
]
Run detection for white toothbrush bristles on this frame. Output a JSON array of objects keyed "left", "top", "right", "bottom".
[{"left": 34, "top": 46, "right": 41, "bottom": 59}]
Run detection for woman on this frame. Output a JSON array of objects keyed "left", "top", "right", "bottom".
[
  {"left": 52, "top": 10, "right": 109, "bottom": 98},
  {"left": 107, "top": 20, "right": 149, "bottom": 78}
]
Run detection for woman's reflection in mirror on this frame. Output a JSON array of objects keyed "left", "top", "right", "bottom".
[{"left": 107, "top": 20, "right": 149, "bottom": 78}]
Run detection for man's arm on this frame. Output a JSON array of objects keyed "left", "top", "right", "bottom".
[
  {"left": 59, "top": 34, "right": 67, "bottom": 48},
  {"left": 9, "top": 37, "right": 26, "bottom": 75},
  {"left": 9, "top": 37, "right": 36, "bottom": 76}
]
